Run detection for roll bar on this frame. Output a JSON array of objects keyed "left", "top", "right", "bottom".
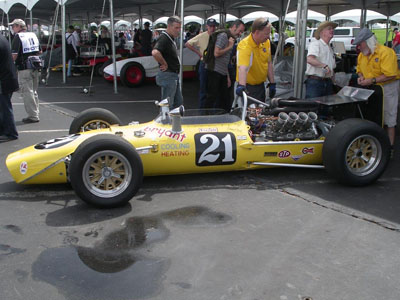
[{"left": 239, "top": 92, "right": 270, "bottom": 120}]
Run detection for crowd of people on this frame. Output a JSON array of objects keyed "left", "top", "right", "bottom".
[
  {"left": 152, "top": 17, "right": 276, "bottom": 112},
  {"left": 1, "top": 16, "right": 399, "bottom": 158},
  {"left": 151, "top": 16, "right": 399, "bottom": 157}
]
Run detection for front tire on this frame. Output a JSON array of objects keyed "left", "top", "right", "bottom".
[
  {"left": 69, "top": 134, "right": 143, "bottom": 208},
  {"left": 120, "top": 62, "right": 146, "bottom": 87},
  {"left": 322, "top": 118, "right": 390, "bottom": 186},
  {"left": 69, "top": 108, "right": 122, "bottom": 134}
]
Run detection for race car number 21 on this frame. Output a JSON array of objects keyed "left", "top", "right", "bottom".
[{"left": 195, "top": 132, "right": 237, "bottom": 166}]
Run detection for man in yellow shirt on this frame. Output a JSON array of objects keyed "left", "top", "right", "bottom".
[
  {"left": 185, "top": 18, "right": 217, "bottom": 108},
  {"left": 235, "top": 18, "right": 275, "bottom": 102},
  {"left": 353, "top": 28, "right": 400, "bottom": 151}
]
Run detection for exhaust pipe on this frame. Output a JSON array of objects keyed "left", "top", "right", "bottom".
[
  {"left": 276, "top": 112, "right": 289, "bottom": 130},
  {"left": 169, "top": 105, "right": 185, "bottom": 133},
  {"left": 307, "top": 112, "right": 318, "bottom": 123},
  {"left": 288, "top": 112, "right": 299, "bottom": 127},
  {"left": 295, "top": 112, "right": 309, "bottom": 130}
]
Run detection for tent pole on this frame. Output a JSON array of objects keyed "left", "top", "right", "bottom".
[
  {"left": 109, "top": 0, "right": 118, "bottom": 94},
  {"left": 7, "top": 14, "right": 11, "bottom": 49},
  {"left": 292, "top": 0, "right": 308, "bottom": 99},
  {"left": 326, "top": 5, "right": 331, "bottom": 21},
  {"left": 139, "top": 5, "right": 142, "bottom": 29},
  {"left": 203, "top": 11, "right": 207, "bottom": 31},
  {"left": 179, "top": 0, "right": 184, "bottom": 92},
  {"left": 360, "top": 0, "right": 367, "bottom": 28},
  {"left": 61, "top": 3, "right": 66, "bottom": 83},
  {"left": 278, "top": 2, "right": 284, "bottom": 56},
  {"left": 385, "top": 5, "right": 390, "bottom": 46},
  {"left": 273, "top": 0, "right": 290, "bottom": 65},
  {"left": 30, "top": 10, "right": 33, "bottom": 32}
]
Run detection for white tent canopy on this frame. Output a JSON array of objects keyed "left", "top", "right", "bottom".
[
  {"left": 286, "top": 9, "right": 325, "bottom": 23},
  {"left": 183, "top": 15, "right": 204, "bottom": 25},
  {"left": 154, "top": 15, "right": 204, "bottom": 26},
  {"left": 133, "top": 18, "right": 151, "bottom": 25},
  {"left": 331, "top": 9, "right": 389, "bottom": 25},
  {"left": 242, "top": 11, "right": 279, "bottom": 24},
  {"left": 3, "top": 0, "right": 400, "bottom": 25},
  {"left": 209, "top": 13, "right": 238, "bottom": 23},
  {"left": 153, "top": 16, "right": 168, "bottom": 26},
  {"left": 0, "top": 0, "right": 39, "bottom": 12},
  {"left": 114, "top": 19, "right": 131, "bottom": 30}
]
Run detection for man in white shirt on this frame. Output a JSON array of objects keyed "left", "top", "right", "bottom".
[
  {"left": 305, "top": 21, "right": 337, "bottom": 99},
  {"left": 73, "top": 26, "right": 81, "bottom": 46}
]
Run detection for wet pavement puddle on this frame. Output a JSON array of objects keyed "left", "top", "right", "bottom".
[{"left": 32, "top": 206, "right": 231, "bottom": 300}]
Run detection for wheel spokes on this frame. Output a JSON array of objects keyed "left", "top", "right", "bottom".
[
  {"left": 82, "top": 120, "right": 112, "bottom": 132},
  {"left": 86, "top": 154, "right": 127, "bottom": 191},
  {"left": 345, "top": 135, "right": 381, "bottom": 176}
]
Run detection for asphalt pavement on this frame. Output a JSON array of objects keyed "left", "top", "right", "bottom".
[{"left": 1, "top": 71, "right": 400, "bottom": 300}]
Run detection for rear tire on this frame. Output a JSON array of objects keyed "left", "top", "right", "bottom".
[
  {"left": 120, "top": 62, "right": 146, "bottom": 87},
  {"left": 69, "top": 108, "right": 122, "bottom": 134},
  {"left": 69, "top": 134, "right": 143, "bottom": 208},
  {"left": 93, "top": 62, "right": 104, "bottom": 77},
  {"left": 322, "top": 118, "right": 390, "bottom": 186}
]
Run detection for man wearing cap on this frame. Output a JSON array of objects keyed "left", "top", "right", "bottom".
[
  {"left": 141, "top": 22, "right": 153, "bottom": 56},
  {"left": 305, "top": 21, "right": 337, "bottom": 99},
  {"left": 10, "top": 19, "right": 41, "bottom": 123},
  {"left": 185, "top": 18, "right": 217, "bottom": 109},
  {"left": 353, "top": 28, "right": 400, "bottom": 151},
  {"left": 391, "top": 28, "right": 400, "bottom": 54},
  {"left": 235, "top": 18, "right": 276, "bottom": 102},
  {"left": 152, "top": 16, "right": 183, "bottom": 110}
]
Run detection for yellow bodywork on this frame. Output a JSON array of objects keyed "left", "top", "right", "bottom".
[{"left": 6, "top": 118, "right": 324, "bottom": 185}]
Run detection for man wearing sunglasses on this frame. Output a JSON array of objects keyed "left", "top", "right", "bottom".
[{"left": 235, "top": 18, "right": 275, "bottom": 102}]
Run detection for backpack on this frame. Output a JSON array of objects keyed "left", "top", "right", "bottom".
[
  {"left": 203, "top": 29, "right": 233, "bottom": 71},
  {"left": 26, "top": 56, "right": 43, "bottom": 70},
  {"left": 66, "top": 33, "right": 77, "bottom": 60}
]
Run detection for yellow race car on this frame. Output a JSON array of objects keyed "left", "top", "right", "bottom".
[{"left": 6, "top": 90, "right": 390, "bottom": 208}]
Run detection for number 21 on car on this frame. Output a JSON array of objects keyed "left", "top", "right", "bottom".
[{"left": 194, "top": 132, "right": 237, "bottom": 167}]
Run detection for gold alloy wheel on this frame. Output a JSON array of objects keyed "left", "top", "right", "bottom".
[
  {"left": 82, "top": 150, "right": 133, "bottom": 198},
  {"left": 81, "top": 120, "right": 113, "bottom": 132},
  {"left": 345, "top": 134, "right": 382, "bottom": 176}
]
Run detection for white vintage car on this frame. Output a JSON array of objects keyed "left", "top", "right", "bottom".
[{"left": 103, "top": 47, "right": 200, "bottom": 87}]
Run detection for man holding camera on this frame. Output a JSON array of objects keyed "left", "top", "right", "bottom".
[{"left": 10, "top": 19, "right": 41, "bottom": 123}]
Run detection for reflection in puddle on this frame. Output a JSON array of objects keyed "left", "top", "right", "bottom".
[
  {"left": 32, "top": 247, "right": 168, "bottom": 300},
  {"left": 32, "top": 206, "right": 231, "bottom": 300}
]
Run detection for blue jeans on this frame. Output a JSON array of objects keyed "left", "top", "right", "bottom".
[
  {"left": 67, "top": 59, "right": 73, "bottom": 76},
  {"left": 198, "top": 61, "right": 207, "bottom": 108},
  {"left": 0, "top": 93, "right": 18, "bottom": 139},
  {"left": 305, "top": 78, "right": 333, "bottom": 99},
  {"left": 155, "top": 71, "right": 183, "bottom": 110},
  {"left": 395, "top": 45, "right": 400, "bottom": 54}
]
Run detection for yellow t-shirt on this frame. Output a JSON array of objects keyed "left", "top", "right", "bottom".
[
  {"left": 186, "top": 31, "right": 210, "bottom": 59},
  {"left": 356, "top": 44, "right": 400, "bottom": 84},
  {"left": 236, "top": 34, "right": 271, "bottom": 85}
]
